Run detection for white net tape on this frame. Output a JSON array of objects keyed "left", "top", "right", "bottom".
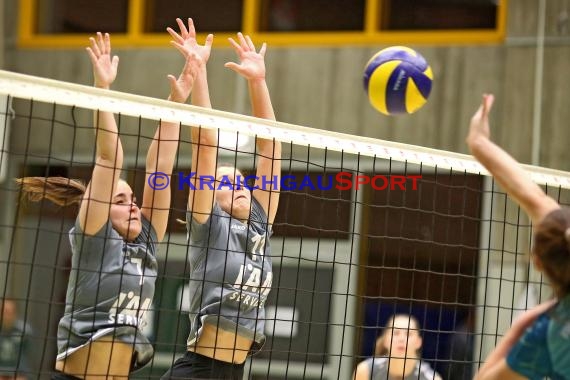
[{"left": 2, "top": 69, "right": 570, "bottom": 188}]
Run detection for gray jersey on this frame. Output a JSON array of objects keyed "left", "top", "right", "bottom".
[
  {"left": 363, "top": 357, "right": 442, "bottom": 380},
  {"left": 57, "top": 216, "right": 158, "bottom": 370},
  {"left": 186, "top": 197, "right": 273, "bottom": 354},
  {"left": 0, "top": 320, "right": 32, "bottom": 376}
]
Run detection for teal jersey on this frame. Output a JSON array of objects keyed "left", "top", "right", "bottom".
[
  {"left": 57, "top": 216, "right": 158, "bottom": 370},
  {"left": 185, "top": 197, "right": 273, "bottom": 354},
  {"left": 507, "top": 295, "right": 570, "bottom": 380}
]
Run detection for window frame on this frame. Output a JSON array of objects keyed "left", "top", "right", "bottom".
[{"left": 18, "top": 0, "right": 508, "bottom": 48}]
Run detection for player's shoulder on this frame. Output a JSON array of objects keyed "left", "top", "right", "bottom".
[{"left": 13, "top": 319, "right": 33, "bottom": 335}]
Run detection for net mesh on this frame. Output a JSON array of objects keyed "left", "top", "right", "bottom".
[{"left": 1, "top": 70, "right": 569, "bottom": 379}]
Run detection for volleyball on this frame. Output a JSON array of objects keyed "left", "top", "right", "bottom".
[{"left": 364, "top": 46, "right": 433, "bottom": 115}]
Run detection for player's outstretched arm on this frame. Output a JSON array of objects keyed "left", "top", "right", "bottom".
[{"left": 466, "top": 94, "right": 559, "bottom": 224}]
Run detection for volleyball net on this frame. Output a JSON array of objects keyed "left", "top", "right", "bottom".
[{"left": 1, "top": 69, "right": 570, "bottom": 379}]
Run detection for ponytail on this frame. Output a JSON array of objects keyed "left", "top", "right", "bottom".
[
  {"left": 15, "top": 177, "right": 86, "bottom": 207},
  {"left": 534, "top": 208, "right": 570, "bottom": 298}
]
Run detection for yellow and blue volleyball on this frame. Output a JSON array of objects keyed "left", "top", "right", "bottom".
[{"left": 364, "top": 46, "right": 433, "bottom": 115}]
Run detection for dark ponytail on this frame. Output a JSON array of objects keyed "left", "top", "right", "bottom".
[{"left": 533, "top": 208, "right": 570, "bottom": 298}]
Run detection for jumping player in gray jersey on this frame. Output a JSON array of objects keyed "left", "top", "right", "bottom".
[
  {"left": 354, "top": 314, "right": 442, "bottom": 380},
  {"left": 469, "top": 95, "right": 570, "bottom": 380},
  {"left": 161, "top": 21, "right": 281, "bottom": 380},
  {"left": 17, "top": 27, "right": 202, "bottom": 379}
]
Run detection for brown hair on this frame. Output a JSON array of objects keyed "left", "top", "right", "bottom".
[
  {"left": 375, "top": 314, "right": 421, "bottom": 357},
  {"left": 15, "top": 177, "right": 86, "bottom": 207},
  {"left": 533, "top": 207, "right": 570, "bottom": 298}
]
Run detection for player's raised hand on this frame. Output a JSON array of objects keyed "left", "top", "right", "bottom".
[
  {"left": 468, "top": 93, "right": 494, "bottom": 143},
  {"left": 167, "top": 18, "right": 213, "bottom": 65},
  {"left": 225, "top": 33, "right": 267, "bottom": 81},
  {"left": 167, "top": 51, "right": 202, "bottom": 104},
  {"left": 86, "top": 32, "right": 119, "bottom": 89}
]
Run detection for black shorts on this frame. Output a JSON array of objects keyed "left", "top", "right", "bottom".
[
  {"left": 161, "top": 351, "right": 245, "bottom": 380},
  {"left": 51, "top": 371, "right": 82, "bottom": 380}
]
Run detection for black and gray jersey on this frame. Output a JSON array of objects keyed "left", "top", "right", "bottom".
[
  {"left": 362, "top": 357, "right": 442, "bottom": 380},
  {"left": 0, "top": 320, "right": 32, "bottom": 375},
  {"left": 186, "top": 197, "right": 273, "bottom": 354},
  {"left": 57, "top": 216, "right": 158, "bottom": 370}
]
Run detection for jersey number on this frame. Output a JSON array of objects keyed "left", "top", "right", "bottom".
[
  {"left": 250, "top": 234, "right": 266, "bottom": 261},
  {"left": 131, "top": 257, "right": 144, "bottom": 285}
]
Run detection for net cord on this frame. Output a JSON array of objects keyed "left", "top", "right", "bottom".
[{"left": 2, "top": 69, "right": 570, "bottom": 188}]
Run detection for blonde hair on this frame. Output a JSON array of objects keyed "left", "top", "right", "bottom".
[{"left": 15, "top": 176, "right": 86, "bottom": 207}]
